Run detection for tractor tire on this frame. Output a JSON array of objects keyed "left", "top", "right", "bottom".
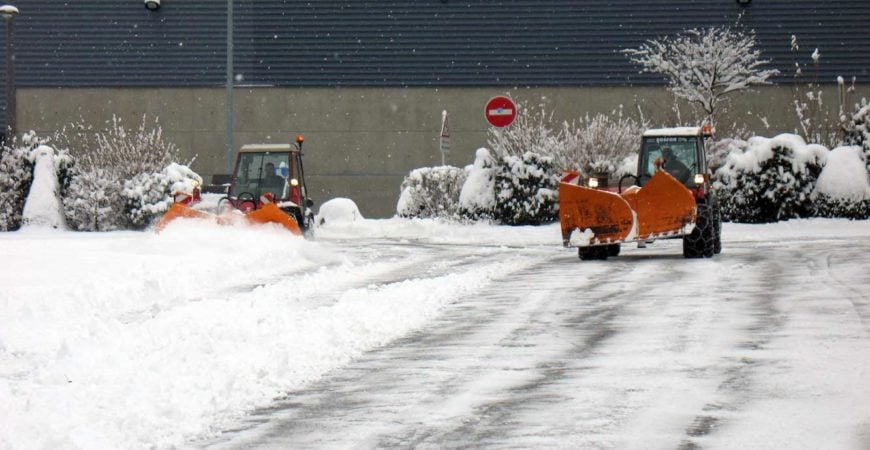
[
  {"left": 713, "top": 204, "right": 722, "bottom": 254},
  {"left": 579, "top": 246, "right": 609, "bottom": 261},
  {"left": 607, "top": 244, "right": 621, "bottom": 257},
  {"left": 683, "top": 204, "right": 715, "bottom": 258}
]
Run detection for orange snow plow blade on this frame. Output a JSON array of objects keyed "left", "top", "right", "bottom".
[
  {"left": 559, "top": 184, "right": 635, "bottom": 246},
  {"left": 629, "top": 171, "right": 696, "bottom": 238},
  {"left": 155, "top": 202, "right": 302, "bottom": 235},
  {"left": 244, "top": 202, "right": 302, "bottom": 235},
  {"left": 154, "top": 202, "right": 213, "bottom": 232},
  {"left": 560, "top": 170, "right": 696, "bottom": 246}
]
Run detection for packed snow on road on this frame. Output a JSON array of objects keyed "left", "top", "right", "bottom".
[{"left": 1, "top": 202, "right": 869, "bottom": 449}]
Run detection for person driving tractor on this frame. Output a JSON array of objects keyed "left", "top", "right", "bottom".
[{"left": 661, "top": 147, "right": 691, "bottom": 183}]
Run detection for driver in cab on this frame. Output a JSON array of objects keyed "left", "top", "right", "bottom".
[
  {"left": 661, "top": 147, "right": 691, "bottom": 183},
  {"left": 261, "top": 162, "right": 285, "bottom": 194}
]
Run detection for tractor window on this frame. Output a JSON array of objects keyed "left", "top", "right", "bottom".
[
  {"left": 639, "top": 137, "right": 699, "bottom": 185},
  {"left": 233, "top": 152, "right": 291, "bottom": 199}
]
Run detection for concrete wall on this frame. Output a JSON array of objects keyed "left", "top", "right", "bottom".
[{"left": 17, "top": 84, "right": 868, "bottom": 217}]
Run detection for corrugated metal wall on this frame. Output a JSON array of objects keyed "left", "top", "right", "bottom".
[{"left": 1, "top": 0, "right": 868, "bottom": 128}]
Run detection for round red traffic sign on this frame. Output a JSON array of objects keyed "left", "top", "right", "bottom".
[{"left": 484, "top": 96, "right": 517, "bottom": 128}]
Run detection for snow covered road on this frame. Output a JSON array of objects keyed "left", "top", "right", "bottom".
[
  {"left": 2, "top": 219, "right": 870, "bottom": 449},
  {"left": 206, "top": 224, "right": 870, "bottom": 450}
]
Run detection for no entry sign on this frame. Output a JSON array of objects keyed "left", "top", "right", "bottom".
[{"left": 484, "top": 96, "right": 517, "bottom": 128}]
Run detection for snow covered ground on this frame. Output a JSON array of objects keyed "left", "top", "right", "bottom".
[{"left": 1, "top": 214, "right": 869, "bottom": 449}]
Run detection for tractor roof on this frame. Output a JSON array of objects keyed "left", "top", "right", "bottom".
[
  {"left": 642, "top": 127, "right": 702, "bottom": 137},
  {"left": 239, "top": 143, "right": 299, "bottom": 153}
]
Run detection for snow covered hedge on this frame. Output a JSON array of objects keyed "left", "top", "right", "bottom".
[
  {"left": 714, "top": 133, "right": 870, "bottom": 222},
  {"left": 493, "top": 152, "right": 559, "bottom": 225},
  {"left": 812, "top": 146, "right": 870, "bottom": 220},
  {"left": 714, "top": 134, "right": 825, "bottom": 223},
  {"left": 0, "top": 142, "right": 34, "bottom": 231},
  {"left": 396, "top": 166, "right": 467, "bottom": 219},
  {"left": 458, "top": 148, "right": 497, "bottom": 220}
]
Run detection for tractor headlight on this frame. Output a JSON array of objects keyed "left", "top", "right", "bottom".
[
  {"left": 290, "top": 178, "right": 299, "bottom": 187},
  {"left": 587, "top": 177, "right": 599, "bottom": 189},
  {"left": 693, "top": 173, "right": 705, "bottom": 185}
]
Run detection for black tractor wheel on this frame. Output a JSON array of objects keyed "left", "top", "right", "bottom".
[
  {"left": 683, "top": 204, "right": 715, "bottom": 258},
  {"left": 579, "top": 246, "right": 609, "bottom": 261},
  {"left": 607, "top": 244, "right": 621, "bottom": 257}
]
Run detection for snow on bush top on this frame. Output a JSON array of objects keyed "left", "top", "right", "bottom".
[
  {"left": 316, "top": 197, "right": 364, "bottom": 226},
  {"left": 717, "top": 133, "right": 827, "bottom": 176},
  {"left": 814, "top": 145, "right": 870, "bottom": 201}
]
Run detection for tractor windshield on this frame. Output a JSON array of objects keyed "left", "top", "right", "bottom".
[
  {"left": 639, "top": 136, "right": 699, "bottom": 185},
  {"left": 233, "top": 152, "right": 290, "bottom": 199}
]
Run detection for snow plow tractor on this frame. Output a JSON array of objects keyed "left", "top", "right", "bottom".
[
  {"left": 559, "top": 126, "right": 721, "bottom": 260},
  {"left": 156, "top": 135, "right": 314, "bottom": 234}
]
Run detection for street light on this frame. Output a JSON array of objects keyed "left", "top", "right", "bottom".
[{"left": 0, "top": 4, "right": 18, "bottom": 144}]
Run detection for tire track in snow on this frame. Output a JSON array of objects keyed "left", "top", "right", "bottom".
[{"left": 201, "top": 251, "right": 661, "bottom": 449}]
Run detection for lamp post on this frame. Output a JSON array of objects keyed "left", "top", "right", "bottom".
[
  {"left": 1, "top": 4, "right": 18, "bottom": 144},
  {"left": 226, "top": 0, "right": 233, "bottom": 174}
]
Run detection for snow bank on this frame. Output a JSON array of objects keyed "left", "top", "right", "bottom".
[{"left": 315, "top": 197, "right": 363, "bottom": 226}]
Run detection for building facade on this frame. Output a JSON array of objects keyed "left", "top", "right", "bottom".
[{"left": 2, "top": 0, "right": 868, "bottom": 216}]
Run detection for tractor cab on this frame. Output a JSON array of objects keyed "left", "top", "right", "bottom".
[
  {"left": 638, "top": 127, "right": 709, "bottom": 188},
  {"left": 223, "top": 136, "right": 314, "bottom": 230}
]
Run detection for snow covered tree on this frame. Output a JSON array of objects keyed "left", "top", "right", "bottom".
[
  {"left": 493, "top": 152, "right": 559, "bottom": 226},
  {"left": 487, "top": 100, "right": 563, "bottom": 160},
  {"left": 396, "top": 165, "right": 467, "bottom": 219},
  {"left": 123, "top": 163, "right": 202, "bottom": 229},
  {"left": 624, "top": 26, "right": 779, "bottom": 126},
  {"left": 714, "top": 134, "right": 826, "bottom": 223}
]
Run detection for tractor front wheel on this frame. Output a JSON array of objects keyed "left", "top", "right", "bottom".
[
  {"left": 683, "top": 204, "right": 715, "bottom": 258},
  {"left": 579, "top": 246, "right": 609, "bottom": 261}
]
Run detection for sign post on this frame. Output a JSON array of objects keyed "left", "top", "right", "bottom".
[
  {"left": 440, "top": 110, "right": 450, "bottom": 165},
  {"left": 484, "top": 96, "right": 517, "bottom": 128}
]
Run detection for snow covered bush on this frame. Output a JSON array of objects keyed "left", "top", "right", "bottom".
[
  {"left": 843, "top": 98, "right": 870, "bottom": 174},
  {"left": 396, "top": 166, "right": 467, "bottom": 219},
  {"left": 560, "top": 110, "right": 645, "bottom": 175},
  {"left": 123, "top": 163, "right": 203, "bottom": 229},
  {"left": 812, "top": 146, "right": 870, "bottom": 219},
  {"left": 0, "top": 142, "right": 34, "bottom": 231},
  {"left": 52, "top": 115, "right": 194, "bottom": 230},
  {"left": 458, "top": 148, "right": 497, "bottom": 220},
  {"left": 315, "top": 197, "right": 364, "bottom": 226},
  {"left": 714, "top": 134, "right": 826, "bottom": 223},
  {"left": 624, "top": 26, "right": 778, "bottom": 126},
  {"left": 487, "top": 101, "right": 562, "bottom": 160},
  {"left": 493, "top": 152, "right": 559, "bottom": 226}
]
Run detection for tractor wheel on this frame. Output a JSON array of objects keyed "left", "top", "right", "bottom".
[
  {"left": 579, "top": 246, "right": 608, "bottom": 261},
  {"left": 683, "top": 204, "right": 715, "bottom": 258},
  {"left": 607, "top": 244, "right": 621, "bottom": 257},
  {"left": 712, "top": 203, "right": 722, "bottom": 254}
]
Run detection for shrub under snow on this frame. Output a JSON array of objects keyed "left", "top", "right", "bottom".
[
  {"left": 123, "top": 163, "right": 203, "bottom": 229},
  {"left": 812, "top": 146, "right": 870, "bottom": 219},
  {"left": 843, "top": 98, "right": 870, "bottom": 174},
  {"left": 714, "top": 134, "right": 826, "bottom": 223},
  {"left": 458, "top": 148, "right": 497, "bottom": 220},
  {"left": 396, "top": 166, "right": 467, "bottom": 219},
  {"left": 315, "top": 197, "right": 364, "bottom": 226},
  {"left": 0, "top": 143, "right": 33, "bottom": 231},
  {"left": 493, "top": 152, "right": 559, "bottom": 226}
]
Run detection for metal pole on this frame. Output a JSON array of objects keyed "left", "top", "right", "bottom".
[
  {"left": 225, "top": 0, "right": 233, "bottom": 174},
  {"left": 4, "top": 13, "right": 15, "bottom": 143}
]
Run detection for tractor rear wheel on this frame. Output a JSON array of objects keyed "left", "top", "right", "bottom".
[
  {"left": 579, "top": 246, "right": 609, "bottom": 261},
  {"left": 683, "top": 204, "right": 715, "bottom": 258}
]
